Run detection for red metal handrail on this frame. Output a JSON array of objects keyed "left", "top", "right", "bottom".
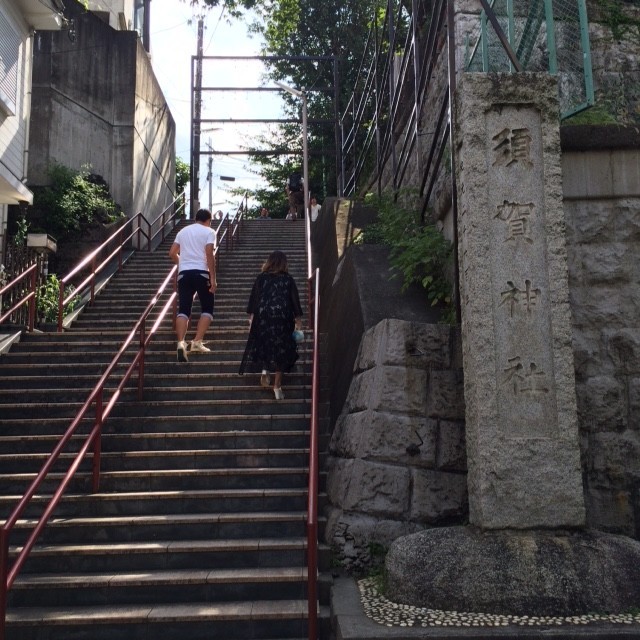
[
  {"left": 148, "top": 192, "right": 187, "bottom": 250},
  {"left": 0, "top": 208, "right": 242, "bottom": 639},
  {"left": 302, "top": 185, "right": 320, "bottom": 638},
  {"left": 56, "top": 192, "right": 186, "bottom": 332},
  {"left": 0, "top": 264, "right": 178, "bottom": 640},
  {"left": 0, "top": 263, "right": 38, "bottom": 332},
  {"left": 306, "top": 268, "right": 320, "bottom": 640},
  {"left": 218, "top": 192, "right": 247, "bottom": 252}
]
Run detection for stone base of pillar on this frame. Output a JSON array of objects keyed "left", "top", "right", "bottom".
[{"left": 385, "top": 526, "right": 640, "bottom": 616}]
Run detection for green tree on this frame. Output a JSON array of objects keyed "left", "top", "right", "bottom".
[
  {"left": 187, "top": 0, "right": 260, "bottom": 18},
  {"left": 250, "top": 0, "right": 386, "bottom": 199},
  {"left": 188, "top": 0, "right": 387, "bottom": 201},
  {"left": 176, "top": 157, "right": 190, "bottom": 196}
]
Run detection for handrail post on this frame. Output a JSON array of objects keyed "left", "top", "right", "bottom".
[
  {"left": 57, "top": 279, "right": 64, "bottom": 333},
  {"left": 137, "top": 214, "right": 142, "bottom": 251},
  {"left": 138, "top": 319, "right": 146, "bottom": 400},
  {"left": 92, "top": 391, "right": 103, "bottom": 492},
  {"left": 28, "top": 267, "right": 36, "bottom": 332},
  {"left": 0, "top": 527, "right": 8, "bottom": 640},
  {"left": 146, "top": 214, "right": 152, "bottom": 252},
  {"left": 90, "top": 255, "right": 96, "bottom": 304},
  {"left": 118, "top": 225, "right": 124, "bottom": 272}
]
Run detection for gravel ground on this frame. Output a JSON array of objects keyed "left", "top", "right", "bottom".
[{"left": 358, "top": 578, "right": 640, "bottom": 630}]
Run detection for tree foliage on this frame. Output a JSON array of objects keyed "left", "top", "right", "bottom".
[
  {"left": 176, "top": 157, "right": 190, "bottom": 196},
  {"left": 188, "top": 0, "right": 386, "bottom": 202},
  {"left": 248, "top": 0, "right": 385, "bottom": 200},
  {"left": 358, "top": 191, "right": 454, "bottom": 322},
  {"left": 187, "top": 0, "right": 261, "bottom": 19},
  {"left": 32, "top": 164, "right": 123, "bottom": 239}
]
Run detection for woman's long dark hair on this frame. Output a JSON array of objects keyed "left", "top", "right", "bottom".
[{"left": 262, "top": 250, "right": 288, "bottom": 274}]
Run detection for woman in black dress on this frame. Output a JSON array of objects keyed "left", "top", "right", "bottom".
[{"left": 240, "top": 251, "right": 303, "bottom": 399}]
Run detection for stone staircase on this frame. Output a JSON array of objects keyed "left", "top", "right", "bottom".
[{"left": 0, "top": 219, "right": 330, "bottom": 639}]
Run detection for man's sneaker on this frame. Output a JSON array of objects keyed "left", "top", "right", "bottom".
[
  {"left": 177, "top": 340, "right": 188, "bottom": 362},
  {"left": 273, "top": 387, "right": 285, "bottom": 400},
  {"left": 190, "top": 340, "right": 211, "bottom": 353},
  {"left": 260, "top": 370, "right": 271, "bottom": 387}
]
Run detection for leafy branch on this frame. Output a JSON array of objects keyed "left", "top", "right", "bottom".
[{"left": 359, "top": 191, "right": 455, "bottom": 322}]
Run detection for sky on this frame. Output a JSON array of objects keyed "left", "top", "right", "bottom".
[{"left": 149, "top": 0, "right": 282, "bottom": 212}]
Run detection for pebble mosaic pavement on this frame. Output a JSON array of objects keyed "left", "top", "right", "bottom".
[{"left": 358, "top": 578, "right": 640, "bottom": 629}]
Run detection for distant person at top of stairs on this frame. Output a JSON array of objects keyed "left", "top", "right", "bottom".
[
  {"left": 239, "top": 250, "right": 303, "bottom": 400},
  {"left": 258, "top": 207, "right": 271, "bottom": 220},
  {"left": 169, "top": 208, "right": 217, "bottom": 362},
  {"left": 309, "top": 195, "right": 321, "bottom": 222},
  {"left": 286, "top": 172, "right": 304, "bottom": 219}
]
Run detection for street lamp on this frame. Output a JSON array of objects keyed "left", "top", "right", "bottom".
[{"left": 275, "top": 81, "right": 309, "bottom": 226}]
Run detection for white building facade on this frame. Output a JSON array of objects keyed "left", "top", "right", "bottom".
[{"left": 0, "top": 0, "right": 62, "bottom": 263}]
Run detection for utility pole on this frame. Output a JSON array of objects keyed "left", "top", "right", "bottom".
[
  {"left": 207, "top": 139, "right": 213, "bottom": 212},
  {"left": 190, "top": 17, "right": 204, "bottom": 217}
]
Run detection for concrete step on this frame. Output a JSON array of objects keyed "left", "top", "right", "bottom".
[
  {"left": 6, "top": 600, "right": 327, "bottom": 640},
  {"left": 0, "top": 352, "right": 313, "bottom": 369},
  {"left": 0, "top": 397, "right": 311, "bottom": 420},
  {"left": 10, "top": 566, "right": 309, "bottom": 607},
  {"left": 11, "top": 511, "right": 310, "bottom": 544},
  {"left": 0, "top": 383, "right": 312, "bottom": 405},
  {"left": 0, "top": 466, "right": 313, "bottom": 494},
  {"left": 0, "top": 487, "right": 313, "bottom": 518},
  {"left": 11, "top": 537, "right": 319, "bottom": 573},
  {"left": 0, "top": 357, "right": 313, "bottom": 377},
  {"left": 0, "top": 412, "right": 311, "bottom": 436},
  {"left": 0, "top": 447, "right": 310, "bottom": 474},
  {"left": 0, "top": 428, "right": 311, "bottom": 454}
]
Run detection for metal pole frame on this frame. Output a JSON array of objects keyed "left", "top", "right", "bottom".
[
  {"left": 190, "top": 18, "right": 204, "bottom": 218},
  {"left": 302, "top": 90, "right": 310, "bottom": 225}
]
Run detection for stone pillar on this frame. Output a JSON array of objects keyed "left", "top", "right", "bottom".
[{"left": 454, "top": 73, "right": 585, "bottom": 529}]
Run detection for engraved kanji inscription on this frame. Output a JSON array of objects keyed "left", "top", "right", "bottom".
[
  {"left": 499, "top": 280, "right": 541, "bottom": 316},
  {"left": 494, "top": 201, "right": 535, "bottom": 244},
  {"left": 492, "top": 127, "right": 533, "bottom": 167},
  {"left": 503, "top": 356, "right": 550, "bottom": 396}
]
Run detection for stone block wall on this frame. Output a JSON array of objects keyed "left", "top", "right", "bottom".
[
  {"left": 325, "top": 318, "right": 467, "bottom": 572},
  {"left": 562, "top": 134, "right": 640, "bottom": 538},
  {"left": 325, "top": 1, "right": 640, "bottom": 567}
]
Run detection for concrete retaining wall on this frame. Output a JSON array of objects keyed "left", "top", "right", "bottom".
[{"left": 28, "top": 4, "right": 175, "bottom": 225}]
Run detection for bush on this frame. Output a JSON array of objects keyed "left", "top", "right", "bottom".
[
  {"left": 363, "top": 192, "right": 454, "bottom": 320},
  {"left": 36, "top": 274, "right": 79, "bottom": 324},
  {"left": 33, "top": 163, "right": 122, "bottom": 238}
]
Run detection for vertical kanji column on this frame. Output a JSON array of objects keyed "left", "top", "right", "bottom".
[{"left": 454, "top": 73, "right": 585, "bottom": 529}]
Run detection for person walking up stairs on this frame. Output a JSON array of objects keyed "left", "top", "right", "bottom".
[{"left": 168, "top": 208, "right": 217, "bottom": 362}]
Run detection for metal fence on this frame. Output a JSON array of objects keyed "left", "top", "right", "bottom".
[
  {"left": 340, "top": 0, "right": 595, "bottom": 205},
  {"left": 465, "top": 0, "right": 594, "bottom": 118},
  {"left": 340, "top": 0, "right": 452, "bottom": 221}
]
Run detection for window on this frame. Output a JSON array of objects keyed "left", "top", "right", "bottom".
[
  {"left": 134, "top": 0, "right": 145, "bottom": 38},
  {"left": 0, "top": 11, "right": 20, "bottom": 117}
]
